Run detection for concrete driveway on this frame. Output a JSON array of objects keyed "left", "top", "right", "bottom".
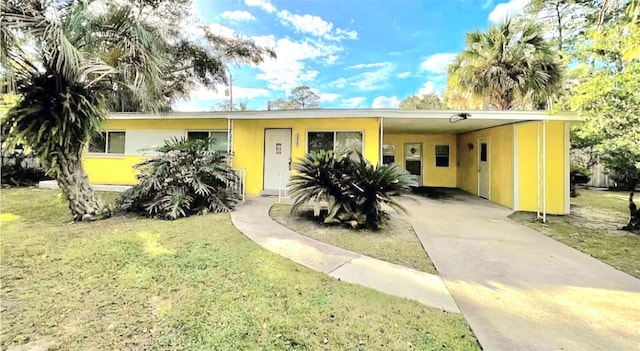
[{"left": 399, "top": 193, "right": 640, "bottom": 351}]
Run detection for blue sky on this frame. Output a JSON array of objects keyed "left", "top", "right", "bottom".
[{"left": 173, "top": 0, "right": 530, "bottom": 111}]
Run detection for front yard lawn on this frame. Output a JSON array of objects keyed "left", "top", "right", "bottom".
[
  {"left": 0, "top": 188, "right": 477, "bottom": 350},
  {"left": 269, "top": 204, "right": 437, "bottom": 274},
  {"left": 510, "top": 189, "right": 640, "bottom": 278}
]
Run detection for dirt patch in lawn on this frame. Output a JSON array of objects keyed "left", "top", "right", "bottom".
[{"left": 269, "top": 204, "right": 437, "bottom": 274}]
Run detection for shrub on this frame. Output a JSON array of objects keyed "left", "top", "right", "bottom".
[
  {"left": 288, "top": 150, "right": 417, "bottom": 229},
  {"left": 570, "top": 160, "right": 592, "bottom": 197},
  {"left": 1, "top": 149, "right": 50, "bottom": 187},
  {"left": 116, "top": 137, "right": 240, "bottom": 219}
]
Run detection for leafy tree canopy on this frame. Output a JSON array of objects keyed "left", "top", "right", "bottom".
[
  {"left": 399, "top": 94, "right": 445, "bottom": 110},
  {"left": 267, "top": 86, "right": 320, "bottom": 110},
  {"left": 447, "top": 17, "right": 563, "bottom": 110}
]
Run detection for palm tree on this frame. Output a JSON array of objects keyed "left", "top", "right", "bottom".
[
  {"left": 448, "top": 17, "right": 563, "bottom": 110},
  {"left": 1, "top": 0, "right": 273, "bottom": 221}
]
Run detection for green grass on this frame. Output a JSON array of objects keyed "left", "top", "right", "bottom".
[
  {"left": 0, "top": 188, "right": 478, "bottom": 350},
  {"left": 269, "top": 204, "right": 437, "bottom": 275},
  {"left": 510, "top": 189, "right": 640, "bottom": 278}
]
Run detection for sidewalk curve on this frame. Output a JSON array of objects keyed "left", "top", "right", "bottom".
[{"left": 230, "top": 197, "right": 460, "bottom": 313}]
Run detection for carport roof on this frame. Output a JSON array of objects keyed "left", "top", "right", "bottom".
[{"left": 109, "top": 109, "right": 580, "bottom": 133}]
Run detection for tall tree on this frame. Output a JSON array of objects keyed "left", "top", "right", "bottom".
[
  {"left": 289, "top": 86, "right": 320, "bottom": 109},
  {"left": 567, "top": 0, "right": 640, "bottom": 230},
  {"left": 267, "top": 97, "right": 296, "bottom": 110},
  {"left": 1, "top": 0, "right": 274, "bottom": 221},
  {"left": 399, "top": 94, "right": 445, "bottom": 109},
  {"left": 215, "top": 100, "right": 249, "bottom": 111},
  {"left": 267, "top": 86, "right": 321, "bottom": 110},
  {"left": 525, "top": 0, "right": 591, "bottom": 54},
  {"left": 448, "top": 18, "right": 563, "bottom": 110},
  {"left": 443, "top": 73, "right": 485, "bottom": 109}
]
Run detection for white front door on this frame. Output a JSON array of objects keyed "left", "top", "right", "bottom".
[
  {"left": 263, "top": 129, "right": 292, "bottom": 191},
  {"left": 478, "top": 138, "right": 490, "bottom": 199}
]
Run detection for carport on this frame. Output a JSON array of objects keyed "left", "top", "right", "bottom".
[{"left": 376, "top": 109, "right": 577, "bottom": 218}]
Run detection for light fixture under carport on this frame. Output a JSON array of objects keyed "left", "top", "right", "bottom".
[{"left": 449, "top": 112, "right": 471, "bottom": 123}]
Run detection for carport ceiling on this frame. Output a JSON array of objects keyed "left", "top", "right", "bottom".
[{"left": 383, "top": 117, "right": 523, "bottom": 133}]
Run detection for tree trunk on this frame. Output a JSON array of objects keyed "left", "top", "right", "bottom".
[
  {"left": 621, "top": 187, "right": 639, "bottom": 232},
  {"left": 55, "top": 154, "right": 111, "bottom": 222}
]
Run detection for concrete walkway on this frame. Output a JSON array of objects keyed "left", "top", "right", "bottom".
[
  {"left": 230, "top": 196, "right": 460, "bottom": 313},
  {"left": 399, "top": 195, "right": 640, "bottom": 351}
]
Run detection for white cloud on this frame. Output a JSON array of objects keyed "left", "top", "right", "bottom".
[
  {"left": 488, "top": 0, "right": 530, "bottom": 23},
  {"left": 318, "top": 93, "right": 341, "bottom": 102},
  {"left": 371, "top": 96, "right": 400, "bottom": 108},
  {"left": 482, "top": 0, "right": 494, "bottom": 9},
  {"left": 342, "top": 97, "right": 366, "bottom": 108},
  {"left": 420, "top": 53, "right": 457, "bottom": 74},
  {"left": 277, "top": 10, "right": 357, "bottom": 41},
  {"left": 252, "top": 35, "right": 342, "bottom": 92},
  {"left": 397, "top": 71, "right": 411, "bottom": 79},
  {"left": 417, "top": 81, "right": 438, "bottom": 96},
  {"left": 331, "top": 62, "right": 395, "bottom": 91},
  {"left": 172, "top": 85, "right": 270, "bottom": 111},
  {"left": 244, "top": 0, "right": 276, "bottom": 13},
  {"left": 220, "top": 10, "right": 255, "bottom": 22},
  {"left": 348, "top": 62, "right": 389, "bottom": 69},
  {"left": 332, "top": 77, "right": 348, "bottom": 89}
]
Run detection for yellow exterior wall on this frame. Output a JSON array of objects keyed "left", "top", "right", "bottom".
[
  {"left": 456, "top": 125, "right": 514, "bottom": 209},
  {"left": 83, "top": 156, "right": 142, "bottom": 185},
  {"left": 83, "top": 118, "right": 228, "bottom": 185},
  {"left": 232, "top": 117, "right": 380, "bottom": 195},
  {"left": 382, "top": 133, "right": 457, "bottom": 187},
  {"left": 516, "top": 121, "right": 567, "bottom": 214}
]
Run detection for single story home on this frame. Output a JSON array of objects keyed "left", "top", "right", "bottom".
[{"left": 84, "top": 109, "right": 579, "bottom": 216}]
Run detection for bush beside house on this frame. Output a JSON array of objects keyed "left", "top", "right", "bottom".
[
  {"left": 116, "top": 138, "right": 240, "bottom": 219},
  {"left": 288, "top": 150, "right": 417, "bottom": 230}
]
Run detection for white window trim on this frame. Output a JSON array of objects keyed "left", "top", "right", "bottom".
[
  {"left": 434, "top": 144, "right": 451, "bottom": 168},
  {"left": 87, "top": 130, "right": 126, "bottom": 155},
  {"left": 305, "top": 130, "right": 365, "bottom": 154}
]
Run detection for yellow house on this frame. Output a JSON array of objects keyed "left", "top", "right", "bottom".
[{"left": 83, "top": 109, "right": 579, "bottom": 215}]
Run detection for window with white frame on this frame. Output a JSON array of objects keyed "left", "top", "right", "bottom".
[
  {"left": 187, "top": 130, "right": 228, "bottom": 152},
  {"left": 307, "top": 131, "right": 363, "bottom": 154},
  {"left": 383, "top": 144, "right": 396, "bottom": 164},
  {"left": 89, "top": 131, "right": 126, "bottom": 154}
]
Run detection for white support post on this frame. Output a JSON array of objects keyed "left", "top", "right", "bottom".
[
  {"left": 227, "top": 117, "right": 232, "bottom": 167},
  {"left": 537, "top": 122, "right": 540, "bottom": 220},
  {"left": 536, "top": 121, "right": 547, "bottom": 223},
  {"left": 380, "top": 117, "right": 384, "bottom": 165},
  {"left": 543, "top": 120, "right": 547, "bottom": 222}
]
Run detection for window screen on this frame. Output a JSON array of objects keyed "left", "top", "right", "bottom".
[
  {"left": 89, "top": 133, "right": 107, "bottom": 153},
  {"left": 88, "top": 132, "right": 125, "bottom": 154},
  {"left": 209, "top": 131, "right": 228, "bottom": 152},
  {"left": 435, "top": 145, "right": 449, "bottom": 167},
  {"left": 187, "top": 131, "right": 209, "bottom": 141},
  {"left": 383, "top": 144, "right": 395, "bottom": 165},
  {"left": 335, "top": 132, "right": 363, "bottom": 154},
  {"left": 187, "top": 131, "right": 228, "bottom": 152},
  {"left": 107, "top": 132, "right": 126, "bottom": 154},
  {"left": 307, "top": 132, "right": 334, "bottom": 153}
]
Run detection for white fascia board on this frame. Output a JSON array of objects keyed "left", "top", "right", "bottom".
[{"left": 108, "top": 109, "right": 581, "bottom": 122}]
